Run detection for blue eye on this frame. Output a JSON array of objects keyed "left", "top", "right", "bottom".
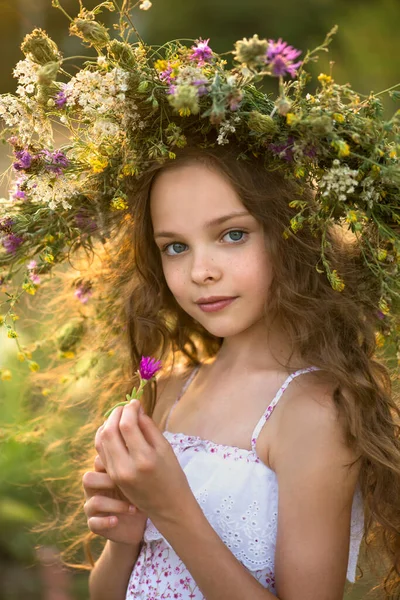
[
  {"left": 224, "top": 230, "right": 245, "bottom": 242},
  {"left": 162, "top": 242, "right": 187, "bottom": 256}
]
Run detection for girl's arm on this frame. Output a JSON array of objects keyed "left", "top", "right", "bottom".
[{"left": 88, "top": 540, "right": 142, "bottom": 600}]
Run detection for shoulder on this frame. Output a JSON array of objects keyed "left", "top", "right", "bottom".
[{"left": 272, "top": 372, "right": 362, "bottom": 599}]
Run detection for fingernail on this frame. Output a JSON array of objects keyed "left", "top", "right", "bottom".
[
  {"left": 139, "top": 404, "right": 144, "bottom": 415},
  {"left": 128, "top": 504, "right": 136, "bottom": 513}
]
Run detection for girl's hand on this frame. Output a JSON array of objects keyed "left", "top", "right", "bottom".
[
  {"left": 94, "top": 400, "right": 197, "bottom": 528},
  {"left": 83, "top": 453, "right": 148, "bottom": 546}
]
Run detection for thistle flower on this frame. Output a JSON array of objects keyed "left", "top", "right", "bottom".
[
  {"left": 21, "top": 28, "right": 61, "bottom": 65},
  {"left": 139, "top": 356, "right": 162, "bottom": 380},
  {"left": 233, "top": 34, "right": 268, "bottom": 68},
  {"left": 265, "top": 38, "right": 302, "bottom": 78},
  {"left": 104, "top": 355, "right": 162, "bottom": 417}
]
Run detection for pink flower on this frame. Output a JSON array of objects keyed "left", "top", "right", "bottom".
[
  {"left": 139, "top": 356, "right": 162, "bottom": 380},
  {"left": 190, "top": 38, "right": 213, "bottom": 65},
  {"left": 265, "top": 38, "right": 302, "bottom": 78}
]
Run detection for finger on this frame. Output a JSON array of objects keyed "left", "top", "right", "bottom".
[
  {"left": 118, "top": 400, "right": 149, "bottom": 455},
  {"left": 95, "top": 406, "right": 127, "bottom": 469},
  {"left": 88, "top": 515, "right": 118, "bottom": 533},
  {"left": 82, "top": 471, "right": 116, "bottom": 498},
  {"left": 94, "top": 454, "right": 106, "bottom": 472},
  {"left": 84, "top": 495, "right": 136, "bottom": 518}
]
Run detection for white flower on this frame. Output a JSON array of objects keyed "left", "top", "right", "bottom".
[
  {"left": 360, "top": 176, "right": 380, "bottom": 209},
  {"left": 24, "top": 173, "right": 79, "bottom": 210},
  {"left": 216, "top": 117, "right": 239, "bottom": 145},
  {"left": 64, "top": 67, "right": 130, "bottom": 116},
  {"left": 91, "top": 119, "right": 122, "bottom": 139},
  {"left": 139, "top": 0, "right": 152, "bottom": 10},
  {"left": 319, "top": 161, "right": 359, "bottom": 201}
]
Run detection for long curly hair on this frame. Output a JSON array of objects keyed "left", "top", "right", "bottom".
[{"left": 28, "top": 141, "right": 400, "bottom": 598}]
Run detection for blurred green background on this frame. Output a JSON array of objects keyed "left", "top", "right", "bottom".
[{"left": 1, "top": 0, "right": 399, "bottom": 598}]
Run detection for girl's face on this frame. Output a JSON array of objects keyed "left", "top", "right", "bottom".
[{"left": 150, "top": 162, "right": 274, "bottom": 339}]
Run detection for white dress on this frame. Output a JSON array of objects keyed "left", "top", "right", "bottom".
[{"left": 125, "top": 366, "right": 364, "bottom": 599}]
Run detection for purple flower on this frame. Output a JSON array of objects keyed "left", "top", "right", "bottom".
[
  {"left": 377, "top": 311, "right": 385, "bottom": 320},
  {"left": 2, "top": 233, "right": 24, "bottom": 254},
  {"left": 74, "top": 281, "right": 93, "bottom": 304},
  {"left": 139, "top": 356, "right": 162, "bottom": 380},
  {"left": 159, "top": 66, "right": 175, "bottom": 85},
  {"left": 190, "top": 78, "right": 209, "bottom": 97},
  {"left": 75, "top": 211, "right": 98, "bottom": 233},
  {"left": 190, "top": 38, "right": 213, "bottom": 65},
  {"left": 41, "top": 149, "right": 69, "bottom": 175},
  {"left": 265, "top": 39, "right": 302, "bottom": 78},
  {"left": 269, "top": 136, "right": 295, "bottom": 162},
  {"left": 55, "top": 88, "right": 68, "bottom": 107},
  {"left": 13, "top": 150, "right": 33, "bottom": 171}
]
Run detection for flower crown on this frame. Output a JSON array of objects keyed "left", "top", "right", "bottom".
[{"left": 0, "top": 0, "right": 399, "bottom": 377}]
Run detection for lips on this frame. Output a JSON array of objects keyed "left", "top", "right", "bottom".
[
  {"left": 195, "top": 296, "right": 236, "bottom": 304},
  {"left": 196, "top": 297, "right": 238, "bottom": 313}
]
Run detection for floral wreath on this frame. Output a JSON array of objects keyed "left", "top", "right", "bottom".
[{"left": 0, "top": 0, "right": 399, "bottom": 380}]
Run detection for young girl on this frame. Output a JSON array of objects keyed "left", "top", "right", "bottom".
[
  {"left": 82, "top": 144, "right": 398, "bottom": 600},
  {"left": 0, "top": 4, "right": 399, "bottom": 599}
]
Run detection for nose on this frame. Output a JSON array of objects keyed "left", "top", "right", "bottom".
[{"left": 190, "top": 248, "right": 222, "bottom": 284}]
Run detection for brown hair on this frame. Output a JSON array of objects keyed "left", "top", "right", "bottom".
[{"left": 29, "top": 142, "right": 400, "bottom": 597}]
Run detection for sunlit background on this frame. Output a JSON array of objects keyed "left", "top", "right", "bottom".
[{"left": 0, "top": 0, "right": 399, "bottom": 598}]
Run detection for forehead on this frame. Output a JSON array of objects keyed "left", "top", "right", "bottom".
[{"left": 150, "top": 162, "right": 246, "bottom": 229}]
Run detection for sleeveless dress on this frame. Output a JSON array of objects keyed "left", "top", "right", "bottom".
[{"left": 125, "top": 365, "right": 364, "bottom": 599}]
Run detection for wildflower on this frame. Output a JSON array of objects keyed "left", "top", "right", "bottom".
[
  {"left": 22, "top": 282, "right": 37, "bottom": 295},
  {"left": 2, "top": 234, "right": 24, "bottom": 254},
  {"left": 168, "top": 84, "right": 200, "bottom": 116},
  {"left": 28, "top": 361, "right": 40, "bottom": 372},
  {"left": 41, "top": 149, "right": 69, "bottom": 175},
  {"left": 233, "top": 34, "right": 268, "bottom": 68},
  {"left": 21, "top": 28, "right": 61, "bottom": 65},
  {"left": 319, "top": 160, "right": 358, "bottom": 202},
  {"left": 265, "top": 39, "right": 302, "bottom": 78},
  {"left": 269, "top": 136, "right": 295, "bottom": 162},
  {"left": 17, "top": 352, "right": 26, "bottom": 361},
  {"left": 70, "top": 17, "right": 110, "bottom": 48},
  {"left": 331, "top": 139, "right": 350, "bottom": 158},
  {"left": 104, "top": 355, "right": 162, "bottom": 417},
  {"left": 27, "top": 260, "right": 41, "bottom": 285},
  {"left": 13, "top": 150, "right": 33, "bottom": 171},
  {"left": 55, "top": 87, "right": 68, "bottom": 107},
  {"left": 248, "top": 111, "right": 278, "bottom": 136},
  {"left": 139, "top": 356, "right": 162, "bottom": 380},
  {"left": 190, "top": 39, "right": 213, "bottom": 65},
  {"left": 7, "top": 329, "right": 18, "bottom": 338},
  {"left": 345, "top": 211, "right": 358, "bottom": 224},
  {"left": 286, "top": 113, "right": 297, "bottom": 126},
  {"left": 318, "top": 73, "right": 333, "bottom": 85},
  {"left": 1, "top": 369, "right": 12, "bottom": 381},
  {"left": 330, "top": 269, "right": 345, "bottom": 292},
  {"left": 139, "top": 0, "right": 152, "bottom": 9}
]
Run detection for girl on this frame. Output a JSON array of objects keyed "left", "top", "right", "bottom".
[{"left": 82, "top": 143, "right": 399, "bottom": 600}]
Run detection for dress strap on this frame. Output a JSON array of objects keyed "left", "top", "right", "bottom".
[
  {"left": 164, "top": 364, "right": 201, "bottom": 430},
  {"left": 251, "top": 366, "right": 321, "bottom": 452}
]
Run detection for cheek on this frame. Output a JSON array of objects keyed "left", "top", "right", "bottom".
[{"left": 161, "top": 261, "right": 185, "bottom": 296}]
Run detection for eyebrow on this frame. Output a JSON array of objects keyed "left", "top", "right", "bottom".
[{"left": 154, "top": 210, "right": 251, "bottom": 240}]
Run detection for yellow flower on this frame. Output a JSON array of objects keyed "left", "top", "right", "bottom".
[
  {"left": 375, "top": 332, "right": 385, "bottom": 348},
  {"left": 29, "top": 361, "right": 40, "bottom": 372},
  {"left": 17, "top": 352, "right": 25, "bottom": 362},
  {"left": 41, "top": 388, "right": 51, "bottom": 396},
  {"left": 1, "top": 369, "right": 12, "bottom": 381},
  {"left": 371, "top": 164, "right": 380, "bottom": 175},
  {"left": 122, "top": 164, "right": 138, "bottom": 176},
  {"left": 7, "top": 329, "right": 18, "bottom": 338},
  {"left": 168, "top": 152, "right": 176, "bottom": 160},
  {"left": 178, "top": 107, "right": 191, "bottom": 117},
  {"left": 44, "top": 234, "right": 55, "bottom": 243},
  {"left": 59, "top": 375, "right": 70, "bottom": 384},
  {"left": 331, "top": 139, "right": 350, "bottom": 157},
  {"left": 331, "top": 270, "right": 345, "bottom": 292},
  {"left": 0, "top": 316, "right": 4, "bottom": 326},
  {"left": 345, "top": 211, "right": 358, "bottom": 223},
  {"left": 44, "top": 253, "right": 54, "bottom": 263},
  {"left": 10, "top": 313, "right": 19, "bottom": 321},
  {"left": 25, "top": 350, "right": 32, "bottom": 360},
  {"left": 290, "top": 218, "right": 303, "bottom": 233},
  {"left": 389, "top": 150, "right": 397, "bottom": 159},
  {"left": 379, "top": 298, "right": 390, "bottom": 315},
  {"left": 60, "top": 351, "right": 76, "bottom": 359},
  {"left": 318, "top": 73, "right": 333, "bottom": 85},
  {"left": 286, "top": 113, "right": 297, "bottom": 126},
  {"left": 110, "top": 197, "right": 128, "bottom": 210},
  {"left": 22, "top": 282, "right": 37, "bottom": 295},
  {"left": 88, "top": 156, "right": 109, "bottom": 173},
  {"left": 333, "top": 113, "right": 345, "bottom": 123},
  {"left": 107, "top": 349, "right": 115, "bottom": 357}
]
